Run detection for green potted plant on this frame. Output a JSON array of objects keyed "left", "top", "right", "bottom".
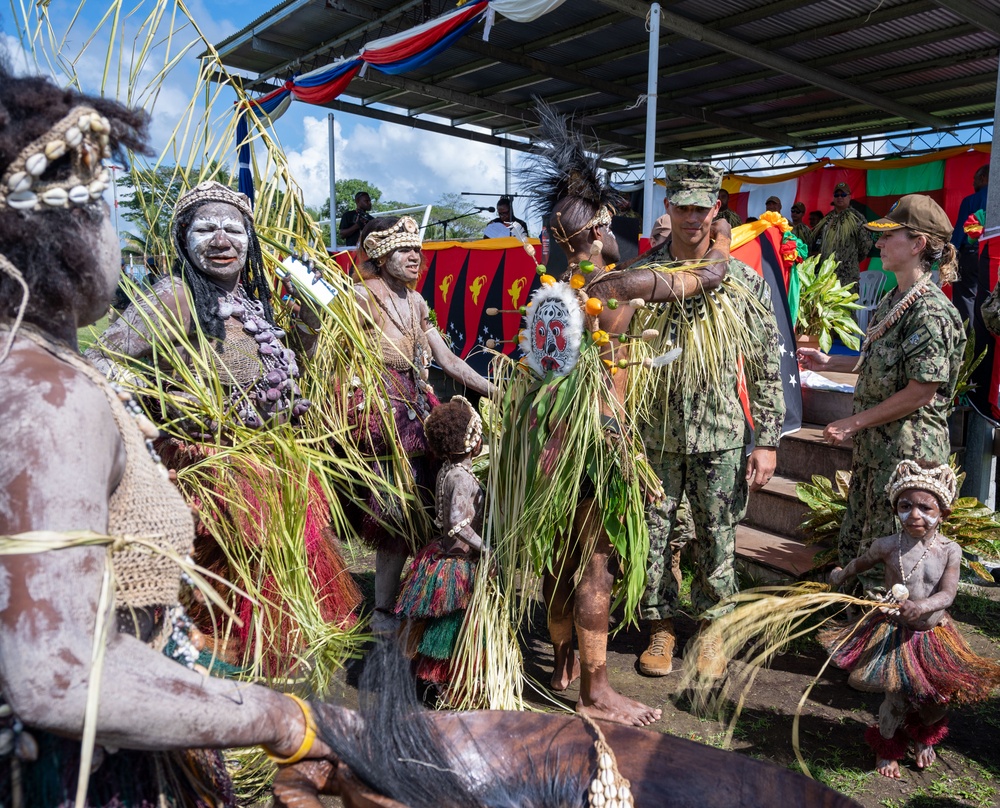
[{"left": 795, "top": 254, "right": 864, "bottom": 352}]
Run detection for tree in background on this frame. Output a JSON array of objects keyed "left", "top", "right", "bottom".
[{"left": 117, "top": 163, "right": 231, "bottom": 266}]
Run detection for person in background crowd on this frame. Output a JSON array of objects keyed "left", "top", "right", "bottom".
[
  {"left": 809, "top": 182, "right": 872, "bottom": 291},
  {"left": 765, "top": 195, "right": 781, "bottom": 215},
  {"left": 339, "top": 191, "right": 373, "bottom": 247},
  {"left": 949, "top": 164, "right": 989, "bottom": 325},
  {"left": 489, "top": 195, "right": 530, "bottom": 237},
  {"left": 790, "top": 201, "right": 812, "bottom": 244},
  {"left": 714, "top": 187, "right": 742, "bottom": 228}
]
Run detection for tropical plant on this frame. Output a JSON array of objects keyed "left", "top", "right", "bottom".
[
  {"left": 955, "top": 322, "right": 987, "bottom": 403},
  {"left": 796, "top": 459, "right": 1000, "bottom": 581},
  {"left": 795, "top": 254, "right": 864, "bottom": 352}
]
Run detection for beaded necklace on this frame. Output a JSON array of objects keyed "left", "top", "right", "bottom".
[
  {"left": 854, "top": 275, "right": 931, "bottom": 370},
  {"left": 370, "top": 279, "right": 429, "bottom": 371}
]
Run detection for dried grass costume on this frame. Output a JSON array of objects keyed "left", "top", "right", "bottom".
[
  {"left": 87, "top": 182, "right": 360, "bottom": 671},
  {"left": 348, "top": 217, "right": 441, "bottom": 555}
]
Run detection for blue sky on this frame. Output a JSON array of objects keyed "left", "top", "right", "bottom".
[{"left": 1, "top": 0, "right": 518, "bottom": 221}]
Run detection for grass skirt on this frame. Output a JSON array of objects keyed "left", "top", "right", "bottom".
[
  {"left": 158, "top": 439, "right": 361, "bottom": 673},
  {"left": 395, "top": 540, "right": 477, "bottom": 684},
  {"left": 344, "top": 367, "right": 440, "bottom": 555},
  {"left": 820, "top": 611, "right": 1000, "bottom": 704}
]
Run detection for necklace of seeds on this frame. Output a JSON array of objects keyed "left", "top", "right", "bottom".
[
  {"left": 897, "top": 529, "right": 937, "bottom": 584},
  {"left": 217, "top": 286, "right": 310, "bottom": 428}
]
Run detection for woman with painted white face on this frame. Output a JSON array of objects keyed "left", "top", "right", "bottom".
[
  {"left": 86, "top": 181, "right": 362, "bottom": 670},
  {"left": 349, "top": 216, "right": 496, "bottom": 627},
  {"left": 0, "top": 67, "right": 340, "bottom": 807}
]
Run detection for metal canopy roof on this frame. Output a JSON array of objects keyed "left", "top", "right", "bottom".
[{"left": 212, "top": 0, "right": 1000, "bottom": 167}]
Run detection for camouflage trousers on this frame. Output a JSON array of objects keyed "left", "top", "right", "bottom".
[{"left": 641, "top": 447, "right": 748, "bottom": 621}]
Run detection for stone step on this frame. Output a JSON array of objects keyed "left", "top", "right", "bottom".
[
  {"left": 777, "top": 423, "right": 853, "bottom": 482},
  {"left": 744, "top": 473, "right": 808, "bottom": 539},
  {"left": 801, "top": 370, "right": 857, "bottom": 425},
  {"left": 735, "top": 524, "right": 824, "bottom": 579}
]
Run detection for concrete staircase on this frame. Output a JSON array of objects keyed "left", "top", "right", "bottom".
[{"left": 735, "top": 372, "right": 857, "bottom": 581}]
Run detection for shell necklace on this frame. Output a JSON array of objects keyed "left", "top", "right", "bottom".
[
  {"left": 854, "top": 275, "right": 931, "bottom": 370},
  {"left": 897, "top": 529, "right": 937, "bottom": 584}
]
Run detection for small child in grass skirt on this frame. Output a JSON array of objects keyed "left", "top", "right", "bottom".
[
  {"left": 821, "top": 459, "right": 1000, "bottom": 779},
  {"left": 395, "top": 396, "right": 486, "bottom": 684}
]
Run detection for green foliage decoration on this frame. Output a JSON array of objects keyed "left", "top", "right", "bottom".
[{"left": 795, "top": 254, "right": 864, "bottom": 352}]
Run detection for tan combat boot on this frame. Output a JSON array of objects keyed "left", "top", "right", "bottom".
[
  {"left": 694, "top": 620, "right": 727, "bottom": 679},
  {"left": 639, "top": 618, "right": 676, "bottom": 676}
]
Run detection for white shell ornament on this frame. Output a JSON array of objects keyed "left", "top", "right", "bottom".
[
  {"left": 44, "top": 140, "right": 67, "bottom": 160},
  {"left": 6, "top": 190, "right": 38, "bottom": 210},
  {"left": 41, "top": 187, "right": 68, "bottom": 207},
  {"left": 69, "top": 185, "right": 91, "bottom": 205},
  {"left": 88, "top": 180, "right": 106, "bottom": 198},
  {"left": 65, "top": 126, "right": 83, "bottom": 147},
  {"left": 7, "top": 172, "right": 31, "bottom": 193},
  {"left": 891, "top": 583, "right": 909, "bottom": 602},
  {"left": 25, "top": 153, "right": 48, "bottom": 176}
]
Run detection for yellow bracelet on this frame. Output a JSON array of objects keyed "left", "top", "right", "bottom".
[{"left": 264, "top": 693, "right": 318, "bottom": 765}]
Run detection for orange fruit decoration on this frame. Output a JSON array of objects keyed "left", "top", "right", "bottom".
[
  {"left": 540, "top": 274, "right": 556, "bottom": 286},
  {"left": 570, "top": 273, "right": 586, "bottom": 289},
  {"left": 585, "top": 297, "right": 604, "bottom": 316}
]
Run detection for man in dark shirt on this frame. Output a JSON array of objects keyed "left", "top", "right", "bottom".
[
  {"left": 339, "top": 191, "right": 373, "bottom": 247},
  {"left": 488, "top": 195, "right": 529, "bottom": 237}
]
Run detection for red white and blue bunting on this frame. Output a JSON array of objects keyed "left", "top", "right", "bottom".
[{"left": 237, "top": 0, "right": 568, "bottom": 203}]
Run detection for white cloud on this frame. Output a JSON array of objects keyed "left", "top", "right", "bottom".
[{"left": 279, "top": 112, "right": 509, "bottom": 214}]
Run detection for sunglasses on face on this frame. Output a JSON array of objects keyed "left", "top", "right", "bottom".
[{"left": 833, "top": 192, "right": 849, "bottom": 198}]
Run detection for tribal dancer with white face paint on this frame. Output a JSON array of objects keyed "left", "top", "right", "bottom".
[
  {"left": 86, "top": 181, "right": 361, "bottom": 671},
  {"left": 824, "top": 460, "right": 1000, "bottom": 780},
  {"left": 350, "top": 216, "right": 495, "bottom": 627},
  {"left": 0, "top": 66, "right": 344, "bottom": 807}
]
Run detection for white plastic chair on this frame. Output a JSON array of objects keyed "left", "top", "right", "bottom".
[{"left": 857, "top": 271, "right": 886, "bottom": 332}]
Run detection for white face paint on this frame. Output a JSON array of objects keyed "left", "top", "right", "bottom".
[
  {"left": 184, "top": 201, "right": 249, "bottom": 287},
  {"left": 382, "top": 246, "right": 421, "bottom": 285},
  {"left": 896, "top": 489, "right": 944, "bottom": 538}
]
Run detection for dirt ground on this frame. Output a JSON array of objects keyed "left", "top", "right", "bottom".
[{"left": 309, "top": 550, "right": 1000, "bottom": 808}]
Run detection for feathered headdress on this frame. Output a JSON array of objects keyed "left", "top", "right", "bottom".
[{"left": 517, "top": 101, "right": 622, "bottom": 244}]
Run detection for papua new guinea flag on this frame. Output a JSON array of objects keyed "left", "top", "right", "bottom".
[{"left": 733, "top": 224, "right": 803, "bottom": 438}]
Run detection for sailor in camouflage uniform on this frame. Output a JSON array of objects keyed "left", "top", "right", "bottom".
[
  {"left": 637, "top": 163, "right": 785, "bottom": 678},
  {"left": 799, "top": 195, "right": 965, "bottom": 590},
  {"left": 714, "top": 187, "right": 743, "bottom": 229}
]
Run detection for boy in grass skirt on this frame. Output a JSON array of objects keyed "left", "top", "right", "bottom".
[
  {"left": 823, "top": 459, "right": 1000, "bottom": 779},
  {"left": 395, "top": 397, "right": 486, "bottom": 685}
]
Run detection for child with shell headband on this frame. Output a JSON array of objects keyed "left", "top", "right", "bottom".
[{"left": 822, "top": 459, "right": 1000, "bottom": 779}]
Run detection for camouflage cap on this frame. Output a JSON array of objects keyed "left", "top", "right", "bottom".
[
  {"left": 664, "top": 162, "right": 723, "bottom": 208},
  {"left": 791, "top": 201, "right": 806, "bottom": 213}
]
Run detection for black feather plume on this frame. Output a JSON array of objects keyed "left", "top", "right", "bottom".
[{"left": 517, "top": 101, "right": 622, "bottom": 220}]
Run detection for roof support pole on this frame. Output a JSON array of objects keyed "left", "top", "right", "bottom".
[
  {"left": 328, "top": 113, "right": 338, "bottom": 251},
  {"left": 642, "top": 3, "right": 660, "bottom": 239},
  {"left": 985, "top": 58, "right": 1000, "bottom": 242}
]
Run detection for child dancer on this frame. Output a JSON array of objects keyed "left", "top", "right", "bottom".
[
  {"left": 395, "top": 396, "right": 486, "bottom": 685},
  {"left": 824, "top": 459, "right": 1000, "bottom": 779}
]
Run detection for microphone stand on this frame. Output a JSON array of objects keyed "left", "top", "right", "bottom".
[{"left": 426, "top": 208, "right": 492, "bottom": 240}]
